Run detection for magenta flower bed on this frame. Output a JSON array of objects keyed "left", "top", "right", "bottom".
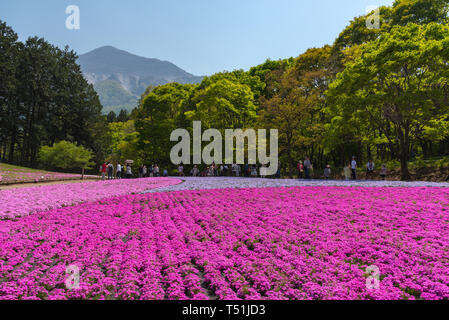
[
  {"left": 1, "top": 186, "right": 448, "bottom": 300},
  {"left": 0, "top": 178, "right": 182, "bottom": 219}
]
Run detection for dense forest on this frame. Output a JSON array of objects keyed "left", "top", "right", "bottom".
[
  {"left": 2, "top": 0, "right": 449, "bottom": 180},
  {"left": 0, "top": 20, "right": 110, "bottom": 168}
]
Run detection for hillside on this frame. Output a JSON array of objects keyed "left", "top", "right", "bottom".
[
  {"left": 77, "top": 46, "right": 203, "bottom": 113},
  {"left": 0, "top": 162, "right": 96, "bottom": 185}
]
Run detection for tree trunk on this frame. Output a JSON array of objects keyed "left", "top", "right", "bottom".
[
  {"left": 398, "top": 127, "right": 411, "bottom": 181},
  {"left": 287, "top": 146, "right": 293, "bottom": 178},
  {"left": 8, "top": 130, "right": 16, "bottom": 163}
]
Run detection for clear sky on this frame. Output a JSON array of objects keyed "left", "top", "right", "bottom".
[{"left": 0, "top": 0, "right": 393, "bottom": 76}]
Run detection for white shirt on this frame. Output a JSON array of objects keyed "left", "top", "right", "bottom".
[
  {"left": 117, "top": 164, "right": 122, "bottom": 172},
  {"left": 351, "top": 160, "right": 357, "bottom": 169}
]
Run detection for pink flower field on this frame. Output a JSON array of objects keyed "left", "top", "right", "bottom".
[
  {"left": 0, "top": 178, "right": 182, "bottom": 219},
  {"left": 1, "top": 186, "right": 448, "bottom": 300}
]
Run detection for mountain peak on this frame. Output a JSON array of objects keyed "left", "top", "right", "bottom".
[
  {"left": 77, "top": 46, "right": 203, "bottom": 114},
  {"left": 78, "top": 46, "right": 194, "bottom": 78}
]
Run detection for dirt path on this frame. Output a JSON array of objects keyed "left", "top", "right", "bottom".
[{"left": 0, "top": 178, "right": 100, "bottom": 190}]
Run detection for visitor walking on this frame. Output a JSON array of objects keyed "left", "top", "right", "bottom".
[
  {"left": 100, "top": 162, "right": 107, "bottom": 181},
  {"left": 351, "top": 157, "right": 357, "bottom": 180},
  {"left": 304, "top": 157, "right": 312, "bottom": 179},
  {"left": 223, "top": 164, "right": 229, "bottom": 176},
  {"left": 107, "top": 162, "right": 114, "bottom": 180},
  {"left": 126, "top": 164, "right": 133, "bottom": 179},
  {"left": 366, "top": 160, "right": 375, "bottom": 180},
  {"left": 380, "top": 164, "right": 387, "bottom": 181},
  {"left": 153, "top": 164, "right": 160, "bottom": 177},
  {"left": 149, "top": 164, "right": 154, "bottom": 177},
  {"left": 191, "top": 165, "right": 199, "bottom": 177},
  {"left": 116, "top": 163, "right": 122, "bottom": 179},
  {"left": 234, "top": 164, "right": 241, "bottom": 177},
  {"left": 251, "top": 165, "right": 257, "bottom": 177},
  {"left": 143, "top": 165, "right": 147, "bottom": 177},
  {"left": 343, "top": 164, "right": 351, "bottom": 180},
  {"left": 178, "top": 163, "right": 185, "bottom": 177},
  {"left": 138, "top": 165, "right": 144, "bottom": 178},
  {"left": 324, "top": 165, "right": 331, "bottom": 180},
  {"left": 297, "top": 161, "right": 304, "bottom": 179}
]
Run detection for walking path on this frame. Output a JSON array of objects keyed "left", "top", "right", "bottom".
[{"left": 145, "top": 177, "right": 449, "bottom": 193}]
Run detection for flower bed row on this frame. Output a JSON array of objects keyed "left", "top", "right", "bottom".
[
  {"left": 0, "top": 178, "right": 182, "bottom": 219},
  {"left": 1, "top": 186, "right": 448, "bottom": 300}
]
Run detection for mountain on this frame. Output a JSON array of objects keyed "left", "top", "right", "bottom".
[{"left": 77, "top": 46, "right": 203, "bottom": 114}]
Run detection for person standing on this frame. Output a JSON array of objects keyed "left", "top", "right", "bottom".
[
  {"left": 251, "top": 165, "right": 257, "bottom": 177},
  {"left": 366, "top": 160, "right": 375, "bottom": 180},
  {"left": 324, "top": 165, "right": 331, "bottom": 180},
  {"left": 304, "top": 157, "right": 312, "bottom": 179},
  {"left": 380, "top": 164, "right": 387, "bottom": 181},
  {"left": 107, "top": 162, "right": 114, "bottom": 180},
  {"left": 143, "top": 165, "right": 147, "bottom": 177},
  {"left": 154, "top": 164, "right": 160, "bottom": 177},
  {"left": 343, "top": 164, "right": 351, "bottom": 180},
  {"left": 297, "top": 161, "right": 304, "bottom": 179},
  {"left": 100, "top": 162, "right": 107, "bottom": 181},
  {"left": 191, "top": 165, "right": 199, "bottom": 177},
  {"left": 178, "top": 163, "right": 185, "bottom": 177},
  {"left": 149, "top": 164, "right": 154, "bottom": 177},
  {"left": 116, "top": 163, "right": 122, "bottom": 179},
  {"left": 126, "top": 164, "right": 133, "bottom": 179},
  {"left": 138, "top": 165, "right": 143, "bottom": 178},
  {"left": 351, "top": 157, "right": 357, "bottom": 180},
  {"left": 235, "top": 164, "right": 241, "bottom": 177}
]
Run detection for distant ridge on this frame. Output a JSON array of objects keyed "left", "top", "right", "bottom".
[{"left": 77, "top": 46, "right": 203, "bottom": 114}]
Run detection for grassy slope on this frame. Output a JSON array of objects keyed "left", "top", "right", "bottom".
[{"left": 0, "top": 162, "right": 92, "bottom": 185}]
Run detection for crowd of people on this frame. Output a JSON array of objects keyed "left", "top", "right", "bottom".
[
  {"left": 297, "top": 156, "right": 389, "bottom": 181},
  {"left": 99, "top": 157, "right": 449, "bottom": 182},
  {"left": 176, "top": 162, "right": 282, "bottom": 179},
  {"left": 99, "top": 162, "right": 169, "bottom": 180}
]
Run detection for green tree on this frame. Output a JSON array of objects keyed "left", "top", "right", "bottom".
[
  {"left": 107, "top": 111, "right": 117, "bottom": 123},
  {"left": 328, "top": 23, "right": 449, "bottom": 180},
  {"left": 0, "top": 20, "right": 19, "bottom": 162},
  {"left": 38, "top": 141, "right": 94, "bottom": 178},
  {"left": 186, "top": 79, "right": 257, "bottom": 129},
  {"left": 135, "top": 83, "right": 194, "bottom": 165},
  {"left": 259, "top": 46, "right": 332, "bottom": 176},
  {"left": 117, "top": 109, "right": 130, "bottom": 122}
]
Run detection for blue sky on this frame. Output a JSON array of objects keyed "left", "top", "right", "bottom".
[{"left": 0, "top": 0, "right": 393, "bottom": 75}]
